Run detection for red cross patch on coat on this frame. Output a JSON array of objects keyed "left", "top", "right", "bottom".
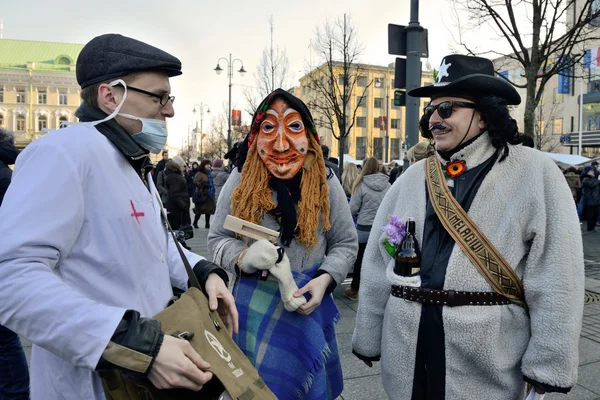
[{"left": 130, "top": 200, "right": 145, "bottom": 225}]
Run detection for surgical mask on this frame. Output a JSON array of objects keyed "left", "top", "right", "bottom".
[
  {"left": 119, "top": 114, "right": 168, "bottom": 154},
  {"left": 72, "top": 79, "right": 169, "bottom": 154}
]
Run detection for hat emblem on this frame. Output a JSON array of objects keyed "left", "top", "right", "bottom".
[{"left": 437, "top": 59, "right": 452, "bottom": 83}]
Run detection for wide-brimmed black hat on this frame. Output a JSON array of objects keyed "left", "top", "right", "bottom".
[{"left": 408, "top": 54, "right": 521, "bottom": 105}]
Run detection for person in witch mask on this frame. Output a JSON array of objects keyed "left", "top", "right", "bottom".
[
  {"left": 352, "top": 55, "right": 584, "bottom": 399},
  {"left": 208, "top": 89, "right": 358, "bottom": 399}
]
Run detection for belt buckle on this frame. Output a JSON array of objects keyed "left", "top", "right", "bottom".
[{"left": 402, "top": 286, "right": 411, "bottom": 303}]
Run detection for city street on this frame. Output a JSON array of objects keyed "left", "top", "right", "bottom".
[{"left": 19, "top": 221, "right": 600, "bottom": 399}]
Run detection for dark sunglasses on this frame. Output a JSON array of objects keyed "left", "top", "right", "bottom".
[
  {"left": 423, "top": 101, "right": 476, "bottom": 120},
  {"left": 117, "top": 84, "right": 175, "bottom": 106}
]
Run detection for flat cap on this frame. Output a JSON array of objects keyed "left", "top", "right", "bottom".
[{"left": 76, "top": 33, "right": 182, "bottom": 88}]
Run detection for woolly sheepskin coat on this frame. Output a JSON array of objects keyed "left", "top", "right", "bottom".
[{"left": 352, "top": 133, "right": 585, "bottom": 400}]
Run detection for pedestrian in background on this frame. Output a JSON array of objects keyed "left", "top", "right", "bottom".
[
  {"left": 345, "top": 157, "right": 390, "bottom": 301},
  {"left": 0, "top": 128, "right": 29, "bottom": 400},
  {"left": 152, "top": 149, "right": 168, "bottom": 185},
  {"left": 165, "top": 156, "right": 192, "bottom": 249},
  {"left": 406, "top": 140, "right": 435, "bottom": 166},
  {"left": 193, "top": 159, "right": 216, "bottom": 229},
  {"left": 564, "top": 166, "right": 581, "bottom": 205},
  {"left": 211, "top": 159, "right": 229, "bottom": 204},
  {"left": 582, "top": 165, "right": 600, "bottom": 233},
  {"left": 321, "top": 145, "right": 341, "bottom": 181},
  {"left": 187, "top": 161, "right": 199, "bottom": 198},
  {"left": 341, "top": 162, "right": 359, "bottom": 199},
  {"left": 388, "top": 162, "right": 402, "bottom": 185}
]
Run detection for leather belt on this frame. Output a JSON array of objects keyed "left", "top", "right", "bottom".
[{"left": 390, "top": 285, "right": 511, "bottom": 307}]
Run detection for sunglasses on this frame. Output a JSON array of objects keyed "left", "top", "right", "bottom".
[{"left": 423, "top": 101, "right": 476, "bottom": 120}]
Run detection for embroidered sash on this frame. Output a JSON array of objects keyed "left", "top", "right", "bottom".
[{"left": 425, "top": 156, "right": 527, "bottom": 308}]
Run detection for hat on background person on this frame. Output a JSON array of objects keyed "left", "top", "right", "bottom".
[
  {"left": 584, "top": 165, "right": 595, "bottom": 175},
  {"left": 408, "top": 54, "right": 521, "bottom": 105},
  {"left": 76, "top": 33, "right": 182, "bottom": 89},
  {"left": 213, "top": 159, "right": 224, "bottom": 168},
  {"left": 171, "top": 156, "right": 186, "bottom": 168}
]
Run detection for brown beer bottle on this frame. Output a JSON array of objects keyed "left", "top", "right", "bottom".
[{"left": 394, "top": 218, "right": 421, "bottom": 276}]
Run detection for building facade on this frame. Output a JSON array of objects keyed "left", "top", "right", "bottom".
[
  {"left": 0, "top": 39, "right": 84, "bottom": 149},
  {"left": 297, "top": 62, "right": 433, "bottom": 163}
]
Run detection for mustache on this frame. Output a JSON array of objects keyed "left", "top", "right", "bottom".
[{"left": 429, "top": 124, "right": 447, "bottom": 131}]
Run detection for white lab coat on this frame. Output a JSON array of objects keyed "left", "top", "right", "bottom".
[{"left": 0, "top": 125, "right": 203, "bottom": 400}]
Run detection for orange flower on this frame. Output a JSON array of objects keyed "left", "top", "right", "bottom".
[{"left": 445, "top": 160, "right": 467, "bottom": 178}]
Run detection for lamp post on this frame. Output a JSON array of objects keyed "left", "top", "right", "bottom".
[
  {"left": 193, "top": 103, "right": 210, "bottom": 160},
  {"left": 214, "top": 54, "right": 246, "bottom": 151}
]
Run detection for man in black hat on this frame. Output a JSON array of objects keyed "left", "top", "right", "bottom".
[
  {"left": 0, "top": 34, "right": 238, "bottom": 400},
  {"left": 353, "top": 54, "right": 584, "bottom": 399}
]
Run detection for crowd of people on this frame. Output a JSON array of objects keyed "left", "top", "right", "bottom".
[{"left": 0, "top": 33, "right": 592, "bottom": 400}]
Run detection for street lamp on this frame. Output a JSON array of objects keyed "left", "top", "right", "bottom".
[
  {"left": 193, "top": 103, "right": 210, "bottom": 160},
  {"left": 214, "top": 53, "right": 246, "bottom": 150}
]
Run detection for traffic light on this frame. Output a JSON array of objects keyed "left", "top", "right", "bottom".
[{"left": 393, "top": 90, "right": 406, "bottom": 107}]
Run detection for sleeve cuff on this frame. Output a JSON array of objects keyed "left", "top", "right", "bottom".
[
  {"left": 315, "top": 270, "right": 337, "bottom": 294},
  {"left": 523, "top": 376, "right": 572, "bottom": 394},
  {"left": 352, "top": 349, "right": 380, "bottom": 367},
  {"left": 192, "top": 259, "right": 229, "bottom": 295},
  {"left": 96, "top": 310, "right": 164, "bottom": 378}
]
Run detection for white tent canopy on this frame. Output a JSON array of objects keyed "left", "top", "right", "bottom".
[
  {"left": 342, "top": 154, "right": 362, "bottom": 165},
  {"left": 542, "top": 152, "right": 590, "bottom": 167}
]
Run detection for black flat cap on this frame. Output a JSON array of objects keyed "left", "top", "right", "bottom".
[{"left": 76, "top": 33, "right": 182, "bottom": 88}]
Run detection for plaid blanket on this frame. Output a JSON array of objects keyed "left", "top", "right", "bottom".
[{"left": 232, "top": 263, "right": 343, "bottom": 400}]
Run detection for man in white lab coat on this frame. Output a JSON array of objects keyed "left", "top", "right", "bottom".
[{"left": 0, "top": 33, "right": 238, "bottom": 400}]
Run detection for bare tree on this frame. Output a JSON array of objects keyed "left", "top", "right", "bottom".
[
  {"left": 307, "top": 14, "right": 371, "bottom": 177},
  {"left": 532, "top": 99, "right": 563, "bottom": 151},
  {"left": 451, "top": 0, "right": 600, "bottom": 137},
  {"left": 243, "top": 16, "right": 293, "bottom": 115},
  {"left": 204, "top": 105, "right": 250, "bottom": 160}
]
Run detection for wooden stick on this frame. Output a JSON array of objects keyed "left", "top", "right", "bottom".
[{"left": 223, "top": 215, "right": 279, "bottom": 243}]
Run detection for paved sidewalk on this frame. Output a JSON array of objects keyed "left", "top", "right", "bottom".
[{"left": 19, "top": 219, "right": 600, "bottom": 399}]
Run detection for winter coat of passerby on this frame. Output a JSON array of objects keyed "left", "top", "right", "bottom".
[
  {"left": 164, "top": 157, "right": 190, "bottom": 227},
  {"left": 0, "top": 128, "right": 30, "bottom": 400},
  {"left": 345, "top": 157, "right": 391, "bottom": 301},
  {"left": 564, "top": 167, "right": 581, "bottom": 204},
  {"left": 582, "top": 165, "right": 600, "bottom": 232},
  {"left": 165, "top": 156, "right": 192, "bottom": 249},
  {"left": 156, "top": 168, "right": 169, "bottom": 204},
  {"left": 388, "top": 163, "right": 403, "bottom": 185},
  {"left": 0, "top": 34, "right": 237, "bottom": 400},
  {"left": 193, "top": 159, "right": 216, "bottom": 229},
  {"left": 211, "top": 159, "right": 229, "bottom": 203},
  {"left": 186, "top": 161, "right": 199, "bottom": 198}
]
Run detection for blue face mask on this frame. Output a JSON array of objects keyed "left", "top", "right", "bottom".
[{"left": 118, "top": 114, "right": 168, "bottom": 154}]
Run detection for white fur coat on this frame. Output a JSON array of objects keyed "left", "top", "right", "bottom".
[{"left": 352, "top": 133, "right": 585, "bottom": 400}]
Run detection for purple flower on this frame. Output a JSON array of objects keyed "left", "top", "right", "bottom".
[{"left": 382, "top": 215, "right": 406, "bottom": 245}]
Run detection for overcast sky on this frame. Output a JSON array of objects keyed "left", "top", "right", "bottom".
[{"left": 1, "top": 0, "right": 505, "bottom": 151}]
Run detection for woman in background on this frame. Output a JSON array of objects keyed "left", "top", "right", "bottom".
[{"left": 344, "top": 157, "right": 390, "bottom": 300}]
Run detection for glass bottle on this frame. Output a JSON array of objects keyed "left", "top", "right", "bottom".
[{"left": 394, "top": 218, "right": 421, "bottom": 276}]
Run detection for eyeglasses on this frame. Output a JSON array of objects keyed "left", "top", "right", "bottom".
[
  {"left": 423, "top": 101, "right": 476, "bottom": 120},
  {"left": 125, "top": 85, "right": 175, "bottom": 106}
]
